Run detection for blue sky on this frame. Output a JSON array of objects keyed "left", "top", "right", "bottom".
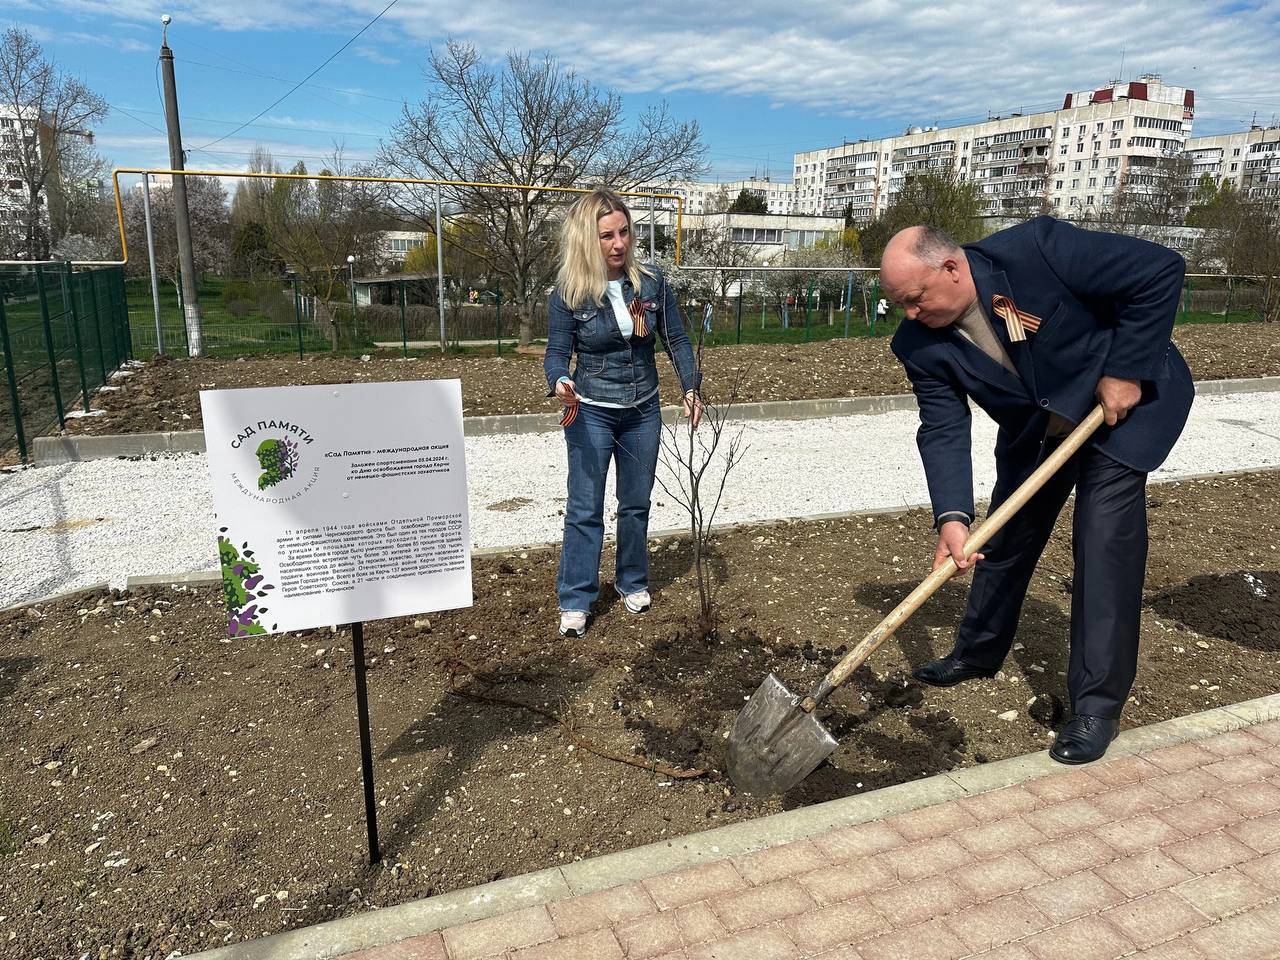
[{"left": 8, "top": 0, "right": 1280, "bottom": 193}]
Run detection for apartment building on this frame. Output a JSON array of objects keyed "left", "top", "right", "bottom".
[
  {"left": 380, "top": 230, "right": 426, "bottom": 268},
  {"left": 0, "top": 105, "right": 46, "bottom": 252},
  {"left": 682, "top": 210, "right": 842, "bottom": 261},
  {"left": 793, "top": 74, "right": 1195, "bottom": 222},
  {"left": 665, "top": 175, "right": 796, "bottom": 215},
  {"left": 1184, "top": 126, "right": 1280, "bottom": 200},
  {"left": 129, "top": 172, "right": 175, "bottom": 195}
]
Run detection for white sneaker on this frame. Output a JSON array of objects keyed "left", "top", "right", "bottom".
[
  {"left": 620, "top": 589, "right": 651, "bottom": 614},
  {"left": 559, "top": 611, "right": 588, "bottom": 637}
]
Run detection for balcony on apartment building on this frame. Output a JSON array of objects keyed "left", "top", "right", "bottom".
[
  {"left": 824, "top": 173, "right": 878, "bottom": 191},
  {"left": 891, "top": 141, "right": 956, "bottom": 163},
  {"left": 972, "top": 132, "right": 1052, "bottom": 154}
]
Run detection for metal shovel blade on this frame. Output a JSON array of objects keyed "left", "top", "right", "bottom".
[{"left": 726, "top": 673, "right": 838, "bottom": 796}]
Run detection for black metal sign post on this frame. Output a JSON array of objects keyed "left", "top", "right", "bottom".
[{"left": 350, "top": 620, "right": 381, "bottom": 864}]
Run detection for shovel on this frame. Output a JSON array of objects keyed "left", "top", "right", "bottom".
[{"left": 727, "top": 405, "right": 1107, "bottom": 796}]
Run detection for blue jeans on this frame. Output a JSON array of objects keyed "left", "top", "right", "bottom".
[{"left": 557, "top": 395, "right": 661, "bottom": 612}]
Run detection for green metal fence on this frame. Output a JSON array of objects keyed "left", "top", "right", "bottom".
[
  {"left": 122, "top": 273, "right": 532, "bottom": 357},
  {"left": 0, "top": 263, "right": 132, "bottom": 461}
]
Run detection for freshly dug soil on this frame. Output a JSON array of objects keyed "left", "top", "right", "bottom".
[
  {"left": 62, "top": 322, "right": 1280, "bottom": 437},
  {"left": 2, "top": 471, "right": 1278, "bottom": 959}
]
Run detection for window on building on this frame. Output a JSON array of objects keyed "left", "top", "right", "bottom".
[
  {"left": 1055, "top": 180, "right": 1064, "bottom": 189},
  {"left": 1230, "top": 163, "right": 1238, "bottom": 171},
  {"left": 1112, "top": 120, "right": 1124, "bottom": 130},
  {"left": 1096, "top": 122, "right": 1104, "bottom": 132},
  {"left": 1086, "top": 195, "right": 1094, "bottom": 205},
  {"left": 1088, "top": 177, "right": 1097, "bottom": 187},
  {"left": 1059, "top": 145, "right": 1068, "bottom": 156},
  {"left": 1109, "top": 138, "right": 1121, "bottom": 149},
  {"left": 1071, "top": 178, "right": 1080, "bottom": 188},
  {"left": 1056, "top": 163, "right": 1065, "bottom": 172},
  {"left": 1072, "top": 160, "right": 1082, "bottom": 171},
  {"left": 730, "top": 227, "right": 782, "bottom": 244},
  {"left": 1077, "top": 143, "right": 1084, "bottom": 153},
  {"left": 1107, "top": 157, "right": 1120, "bottom": 168},
  {"left": 1078, "top": 125, "right": 1086, "bottom": 136},
  {"left": 1233, "top": 148, "right": 1241, "bottom": 156},
  {"left": 1061, "top": 126, "right": 1070, "bottom": 138}
]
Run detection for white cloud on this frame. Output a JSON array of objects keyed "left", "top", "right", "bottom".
[
  {"left": 97, "top": 128, "right": 376, "bottom": 170},
  {"left": 63, "top": 30, "right": 151, "bottom": 53},
  {"left": 36, "top": 0, "right": 333, "bottom": 33},
  {"left": 384, "top": 0, "right": 1280, "bottom": 135},
  {"left": 42, "top": 0, "right": 1280, "bottom": 142},
  {"left": 354, "top": 46, "right": 400, "bottom": 67}
]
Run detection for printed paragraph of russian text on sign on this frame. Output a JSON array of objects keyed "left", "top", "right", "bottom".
[{"left": 276, "top": 514, "right": 466, "bottom": 598}]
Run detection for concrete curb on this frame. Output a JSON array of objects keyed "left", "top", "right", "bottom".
[
  {"left": 32, "top": 395, "right": 920, "bottom": 464},
  {"left": 1, "top": 580, "right": 111, "bottom": 613},
  {"left": 1192, "top": 375, "right": 1280, "bottom": 396},
  {"left": 34, "top": 430, "right": 208, "bottom": 464},
  {"left": 32, "top": 375, "right": 1280, "bottom": 464},
  {"left": 186, "top": 690, "right": 1280, "bottom": 960}
]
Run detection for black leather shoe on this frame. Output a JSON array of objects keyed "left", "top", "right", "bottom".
[
  {"left": 1050, "top": 715, "right": 1120, "bottom": 765},
  {"left": 912, "top": 656, "right": 998, "bottom": 688}
]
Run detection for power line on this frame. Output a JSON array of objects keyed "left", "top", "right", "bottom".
[
  {"left": 106, "top": 105, "right": 261, "bottom": 167},
  {"left": 178, "top": 54, "right": 404, "bottom": 106},
  {"left": 191, "top": 146, "right": 378, "bottom": 163},
  {"left": 195, "top": 0, "right": 400, "bottom": 150},
  {"left": 176, "top": 56, "right": 395, "bottom": 132},
  {"left": 175, "top": 32, "right": 404, "bottom": 106},
  {"left": 110, "top": 103, "right": 168, "bottom": 137},
  {"left": 111, "top": 104, "right": 382, "bottom": 140}
]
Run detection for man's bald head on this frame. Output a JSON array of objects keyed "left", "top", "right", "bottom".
[{"left": 879, "top": 224, "right": 975, "bottom": 329}]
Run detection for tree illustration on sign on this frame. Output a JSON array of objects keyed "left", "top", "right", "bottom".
[{"left": 255, "top": 437, "right": 300, "bottom": 490}]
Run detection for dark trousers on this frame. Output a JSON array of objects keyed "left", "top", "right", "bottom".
[{"left": 951, "top": 440, "right": 1148, "bottom": 720}]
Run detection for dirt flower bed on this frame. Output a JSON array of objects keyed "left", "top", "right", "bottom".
[
  {"left": 63, "top": 322, "right": 1280, "bottom": 437},
  {"left": 2, "top": 471, "right": 1278, "bottom": 959}
]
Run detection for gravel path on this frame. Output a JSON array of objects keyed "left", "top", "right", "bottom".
[{"left": 3, "top": 391, "right": 1279, "bottom": 608}]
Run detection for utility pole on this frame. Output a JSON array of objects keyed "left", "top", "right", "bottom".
[
  {"left": 159, "top": 15, "right": 203, "bottom": 356},
  {"left": 434, "top": 186, "right": 446, "bottom": 352},
  {"left": 141, "top": 176, "right": 165, "bottom": 355}
]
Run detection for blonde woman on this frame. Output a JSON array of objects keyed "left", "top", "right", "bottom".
[{"left": 544, "top": 189, "right": 703, "bottom": 638}]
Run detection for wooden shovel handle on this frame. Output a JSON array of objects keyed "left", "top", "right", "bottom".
[{"left": 801, "top": 404, "right": 1106, "bottom": 712}]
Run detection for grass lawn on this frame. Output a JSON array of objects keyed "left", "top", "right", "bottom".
[{"left": 117, "top": 277, "right": 1269, "bottom": 359}]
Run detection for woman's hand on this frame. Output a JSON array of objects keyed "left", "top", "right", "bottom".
[
  {"left": 555, "top": 379, "right": 577, "bottom": 403},
  {"left": 682, "top": 390, "right": 704, "bottom": 429}
]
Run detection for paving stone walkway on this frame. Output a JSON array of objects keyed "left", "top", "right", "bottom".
[{"left": 338, "top": 722, "right": 1280, "bottom": 960}]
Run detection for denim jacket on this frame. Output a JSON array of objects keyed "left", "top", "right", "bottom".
[{"left": 543, "top": 265, "right": 701, "bottom": 405}]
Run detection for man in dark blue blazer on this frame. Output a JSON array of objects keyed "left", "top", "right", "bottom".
[{"left": 882, "top": 217, "right": 1194, "bottom": 764}]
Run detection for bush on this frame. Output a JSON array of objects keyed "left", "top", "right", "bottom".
[
  {"left": 219, "top": 280, "right": 254, "bottom": 306},
  {"left": 226, "top": 298, "right": 256, "bottom": 318},
  {"left": 260, "top": 290, "right": 296, "bottom": 326}
]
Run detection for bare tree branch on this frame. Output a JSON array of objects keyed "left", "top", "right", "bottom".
[
  {"left": 0, "top": 28, "right": 108, "bottom": 259},
  {"left": 377, "top": 39, "right": 707, "bottom": 344}
]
